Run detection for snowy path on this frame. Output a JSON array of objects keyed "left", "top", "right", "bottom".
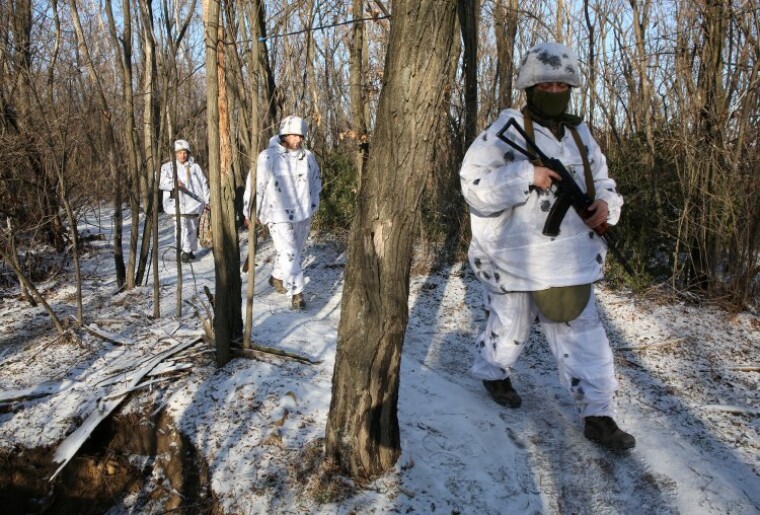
[{"left": 0, "top": 210, "right": 758, "bottom": 513}]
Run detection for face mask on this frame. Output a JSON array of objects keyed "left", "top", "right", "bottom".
[{"left": 528, "top": 88, "right": 571, "bottom": 118}]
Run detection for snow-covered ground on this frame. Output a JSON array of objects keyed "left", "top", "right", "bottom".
[{"left": 1, "top": 208, "right": 758, "bottom": 514}]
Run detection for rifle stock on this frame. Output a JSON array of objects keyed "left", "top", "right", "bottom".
[{"left": 495, "top": 117, "right": 635, "bottom": 277}]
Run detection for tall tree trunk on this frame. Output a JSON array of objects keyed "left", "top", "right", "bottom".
[
  {"left": 691, "top": 0, "right": 729, "bottom": 291},
  {"left": 325, "top": 0, "right": 459, "bottom": 481},
  {"left": 135, "top": 0, "right": 160, "bottom": 289},
  {"left": 495, "top": 0, "right": 518, "bottom": 110},
  {"left": 205, "top": 0, "right": 241, "bottom": 366},
  {"left": 244, "top": 0, "right": 278, "bottom": 152},
  {"left": 350, "top": 0, "right": 369, "bottom": 188},
  {"left": 105, "top": 0, "right": 142, "bottom": 290},
  {"left": 458, "top": 0, "right": 478, "bottom": 148},
  {"left": 137, "top": 0, "right": 161, "bottom": 315}
]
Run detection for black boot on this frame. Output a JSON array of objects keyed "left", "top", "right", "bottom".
[
  {"left": 584, "top": 416, "right": 636, "bottom": 450},
  {"left": 483, "top": 378, "right": 522, "bottom": 408}
]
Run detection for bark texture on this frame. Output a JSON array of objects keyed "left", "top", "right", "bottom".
[{"left": 325, "top": 0, "right": 458, "bottom": 481}]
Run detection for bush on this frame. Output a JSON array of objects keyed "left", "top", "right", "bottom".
[
  {"left": 605, "top": 131, "right": 683, "bottom": 287},
  {"left": 312, "top": 148, "right": 358, "bottom": 234}
]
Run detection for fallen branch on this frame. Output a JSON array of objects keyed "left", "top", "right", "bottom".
[
  {"left": 0, "top": 380, "right": 74, "bottom": 403},
  {"left": 82, "top": 324, "right": 133, "bottom": 346},
  {"left": 185, "top": 299, "right": 214, "bottom": 343},
  {"left": 0, "top": 240, "right": 65, "bottom": 334},
  {"left": 185, "top": 297, "right": 318, "bottom": 364},
  {"left": 703, "top": 404, "right": 760, "bottom": 416},
  {"left": 231, "top": 343, "right": 322, "bottom": 365},
  {"left": 618, "top": 337, "right": 688, "bottom": 351},
  {"left": 98, "top": 373, "right": 188, "bottom": 406},
  {"left": 50, "top": 337, "right": 203, "bottom": 481},
  {"left": 727, "top": 367, "right": 760, "bottom": 373}
]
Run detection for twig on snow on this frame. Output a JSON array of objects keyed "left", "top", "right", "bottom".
[
  {"left": 231, "top": 345, "right": 322, "bottom": 365},
  {"left": 703, "top": 404, "right": 760, "bottom": 416},
  {"left": 82, "top": 324, "right": 133, "bottom": 346},
  {"left": 618, "top": 337, "right": 688, "bottom": 351}
]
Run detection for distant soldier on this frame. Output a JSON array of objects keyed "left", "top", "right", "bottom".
[
  {"left": 460, "top": 42, "right": 634, "bottom": 450},
  {"left": 159, "top": 139, "right": 210, "bottom": 263},
  {"left": 243, "top": 116, "right": 321, "bottom": 310}
]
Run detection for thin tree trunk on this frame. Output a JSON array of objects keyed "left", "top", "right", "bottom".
[
  {"left": 495, "top": 0, "right": 518, "bottom": 110},
  {"left": 69, "top": 0, "right": 126, "bottom": 291},
  {"left": 583, "top": 0, "right": 596, "bottom": 125},
  {"left": 350, "top": 0, "right": 369, "bottom": 188},
  {"left": 325, "top": 0, "right": 459, "bottom": 481},
  {"left": 137, "top": 0, "right": 161, "bottom": 317},
  {"left": 105, "top": 0, "right": 142, "bottom": 290},
  {"left": 458, "top": 0, "right": 478, "bottom": 148},
  {"left": 205, "top": 0, "right": 240, "bottom": 366}
]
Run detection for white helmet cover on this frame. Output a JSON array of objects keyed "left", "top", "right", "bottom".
[
  {"left": 279, "top": 115, "right": 307, "bottom": 137},
  {"left": 515, "top": 42, "right": 581, "bottom": 89},
  {"left": 174, "top": 139, "right": 191, "bottom": 152}
]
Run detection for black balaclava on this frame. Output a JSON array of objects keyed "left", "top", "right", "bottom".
[{"left": 525, "top": 86, "right": 581, "bottom": 139}]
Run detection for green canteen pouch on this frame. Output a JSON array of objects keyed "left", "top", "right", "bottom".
[{"left": 532, "top": 284, "right": 591, "bottom": 322}]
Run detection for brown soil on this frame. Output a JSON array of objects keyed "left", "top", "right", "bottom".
[{"left": 0, "top": 406, "right": 214, "bottom": 514}]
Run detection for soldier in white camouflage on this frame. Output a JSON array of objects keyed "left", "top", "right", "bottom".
[
  {"left": 460, "top": 42, "right": 635, "bottom": 450},
  {"left": 243, "top": 116, "right": 321, "bottom": 310}
]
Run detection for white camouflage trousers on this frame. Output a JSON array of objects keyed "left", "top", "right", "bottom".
[
  {"left": 471, "top": 289, "right": 619, "bottom": 418},
  {"left": 268, "top": 219, "right": 312, "bottom": 295},
  {"left": 176, "top": 214, "right": 199, "bottom": 253}
]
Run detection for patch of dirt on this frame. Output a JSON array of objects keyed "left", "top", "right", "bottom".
[{"left": 0, "top": 404, "right": 214, "bottom": 514}]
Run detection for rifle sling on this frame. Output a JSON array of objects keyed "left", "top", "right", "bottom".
[
  {"left": 567, "top": 125, "right": 595, "bottom": 200},
  {"left": 522, "top": 110, "right": 595, "bottom": 200}
]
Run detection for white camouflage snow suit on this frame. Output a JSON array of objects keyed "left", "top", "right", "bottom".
[
  {"left": 460, "top": 107, "right": 624, "bottom": 418},
  {"left": 159, "top": 158, "right": 210, "bottom": 254},
  {"left": 243, "top": 136, "right": 321, "bottom": 296}
]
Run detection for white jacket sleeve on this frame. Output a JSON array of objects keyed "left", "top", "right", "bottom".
[
  {"left": 460, "top": 132, "right": 535, "bottom": 217},
  {"left": 158, "top": 163, "right": 174, "bottom": 191},
  {"left": 308, "top": 153, "right": 321, "bottom": 212},
  {"left": 254, "top": 151, "right": 272, "bottom": 221},
  {"left": 586, "top": 133, "right": 624, "bottom": 225}
]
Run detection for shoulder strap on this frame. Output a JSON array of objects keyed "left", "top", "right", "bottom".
[
  {"left": 521, "top": 109, "right": 542, "bottom": 166},
  {"left": 567, "top": 126, "right": 595, "bottom": 200}
]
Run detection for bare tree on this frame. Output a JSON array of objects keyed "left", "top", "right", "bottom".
[
  {"left": 350, "top": 0, "right": 370, "bottom": 186},
  {"left": 104, "top": 0, "right": 142, "bottom": 290},
  {"left": 325, "top": 0, "right": 459, "bottom": 481},
  {"left": 495, "top": 0, "right": 518, "bottom": 110},
  {"left": 204, "top": 0, "right": 241, "bottom": 366},
  {"left": 459, "top": 0, "right": 479, "bottom": 148},
  {"left": 137, "top": 0, "right": 162, "bottom": 317}
]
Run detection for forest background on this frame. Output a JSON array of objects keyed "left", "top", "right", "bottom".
[{"left": 3, "top": 0, "right": 758, "bottom": 312}]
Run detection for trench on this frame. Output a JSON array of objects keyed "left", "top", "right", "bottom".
[{"left": 0, "top": 406, "right": 215, "bottom": 514}]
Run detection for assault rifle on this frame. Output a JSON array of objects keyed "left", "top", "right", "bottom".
[
  {"left": 495, "top": 117, "right": 635, "bottom": 277},
  {"left": 175, "top": 184, "right": 205, "bottom": 205}
]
